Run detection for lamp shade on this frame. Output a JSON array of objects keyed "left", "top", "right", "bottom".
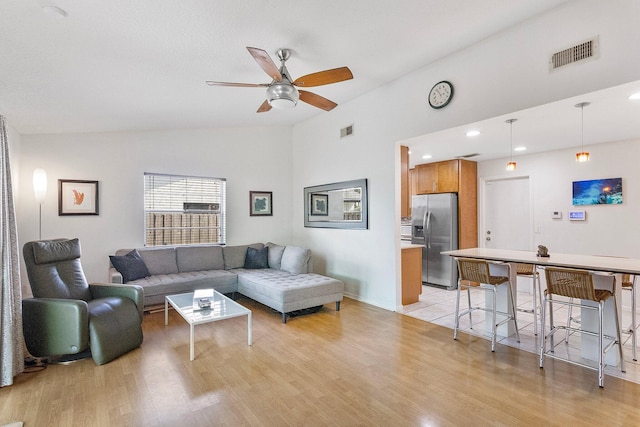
[
  {"left": 33, "top": 168, "right": 47, "bottom": 204},
  {"left": 576, "top": 152, "right": 590, "bottom": 162}
]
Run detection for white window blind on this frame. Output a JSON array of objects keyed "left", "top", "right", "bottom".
[{"left": 144, "top": 173, "right": 226, "bottom": 246}]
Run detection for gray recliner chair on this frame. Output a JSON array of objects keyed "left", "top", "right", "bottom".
[{"left": 22, "top": 238, "right": 144, "bottom": 365}]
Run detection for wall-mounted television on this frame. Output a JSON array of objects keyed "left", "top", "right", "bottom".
[{"left": 572, "top": 177, "right": 622, "bottom": 205}]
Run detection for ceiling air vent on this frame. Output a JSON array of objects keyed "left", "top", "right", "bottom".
[
  {"left": 550, "top": 36, "right": 599, "bottom": 70},
  {"left": 456, "top": 153, "right": 480, "bottom": 159},
  {"left": 340, "top": 124, "right": 354, "bottom": 138}
]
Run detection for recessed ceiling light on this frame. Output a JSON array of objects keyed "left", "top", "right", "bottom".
[
  {"left": 465, "top": 130, "right": 480, "bottom": 137},
  {"left": 42, "top": 5, "right": 68, "bottom": 18},
  {"left": 629, "top": 92, "right": 640, "bottom": 100},
  {"left": 422, "top": 154, "right": 432, "bottom": 160},
  {"left": 514, "top": 146, "right": 527, "bottom": 152}
]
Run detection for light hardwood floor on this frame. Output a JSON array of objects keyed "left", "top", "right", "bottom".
[{"left": 2, "top": 296, "right": 640, "bottom": 426}]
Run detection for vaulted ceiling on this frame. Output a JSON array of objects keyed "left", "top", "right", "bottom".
[{"left": 1, "top": 0, "right": 569, "bottom": 135}]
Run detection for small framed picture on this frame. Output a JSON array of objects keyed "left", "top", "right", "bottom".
[
  {"left": 310, "top": 193, "right": 328, "bottom": 216},
  {"left": 58, "top": 179, "right": 99, "bottom": 216},
  {"left": 250, "top": 191, "right": 273, "bottom": 216}
]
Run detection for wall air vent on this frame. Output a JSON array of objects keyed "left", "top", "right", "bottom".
[
  {"left": 550, "top": 36, "right": 599, "bottom": 70},
  {"left": 340, "top": 124, "right": 354, "bottom": 138},
  {"left": 456, "top": 153, "right": 480, "bottom": 159}
]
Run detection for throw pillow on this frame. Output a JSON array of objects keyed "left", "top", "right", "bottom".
[
  {"left": 223, "top": 243, "right": 264, "bottom": 269},
  {"left": 280, "top": 245, "right": 311, "bottom": 274},
  {"left": 244, "top": 246, "right": 269, "bottom": 269},
  {"left": 265, "top": 242, "right": 285, "bottom": 270},
  {"left": 109, "top": 249, "right": 150, "bottom": 283}
]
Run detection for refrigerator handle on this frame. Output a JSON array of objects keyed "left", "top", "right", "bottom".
[
  {"left": 421, "top": 210, "right": 428, "bottom": 247},
  {"left": 425, "top": 211, "right": 432, "bottom": 249}
]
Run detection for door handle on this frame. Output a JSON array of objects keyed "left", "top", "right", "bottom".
[{"left": 425, "top": 211, "right": 432, "bottom": 248}]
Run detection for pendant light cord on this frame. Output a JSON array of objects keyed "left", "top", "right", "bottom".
[
  {"left": 510, "top": 120, "right": 514, "bottom": 162},
  {"left": 581, "top": 104, "right": 585, "bottom": 152}
]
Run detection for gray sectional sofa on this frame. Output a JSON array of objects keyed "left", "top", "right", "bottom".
[{"left": 109, "top": 242, "right": 344, "bottom": 323}]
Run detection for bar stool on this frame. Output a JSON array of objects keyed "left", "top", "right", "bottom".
[
  {"left": 454, "top": 258, "right": 520, "bottom": 352},
  {"left": 539, "top": 267, "right": 625, "bottom": 388},
  {"left": 621, "top": 274, "right": 638, "bottom": 361},
  {"left": 567, "top": 272, "right": 638, "bottom": 362},
  {"left": 515, "top": 263, "right": 542, "bottom": 335}
]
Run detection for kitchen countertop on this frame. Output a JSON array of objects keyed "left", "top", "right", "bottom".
[{"left": 401, "top": 241, "right": 423, "bottom": 249}]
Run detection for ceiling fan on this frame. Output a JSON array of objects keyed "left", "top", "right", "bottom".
[{"left": 206, "top": 47, "right": 353, "bottom": 113}]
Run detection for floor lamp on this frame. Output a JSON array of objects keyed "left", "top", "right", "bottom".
[{"left": 33, "top": 168, "right": 47, "bottom": 240}]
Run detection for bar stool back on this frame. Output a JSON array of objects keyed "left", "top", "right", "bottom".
[
  {"left": 454, "top": 258, "right": 520, "bottom": 352},
  {"left": 540, "top": 266, "right": 625, "bottom": 388}
]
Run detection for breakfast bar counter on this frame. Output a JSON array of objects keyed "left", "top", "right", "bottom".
[
  {"left": 442, "top": 247, "right": 640, "bottom": 364},
  {"left": 441, "top": 247, "right": 640, "bottom": 276}
]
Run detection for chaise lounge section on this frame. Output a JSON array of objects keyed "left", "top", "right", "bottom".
[{"left": 109, "top": 242, "right": 344, "bottom": 323}]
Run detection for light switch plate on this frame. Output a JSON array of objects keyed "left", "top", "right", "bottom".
[{"left": 552, "top": 211, "right": 562, "bottom": 219}]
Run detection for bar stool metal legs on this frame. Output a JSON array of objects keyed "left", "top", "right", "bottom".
[
  {"left": 622, "top": 274, "right": 638, "bottom": 361},
  {"left": 515, "top": 264, "right": 542, "bottom": 335},
  {"left": 567, "top": 274, "right": 637, "bottom": 362},
  {"left": 454, "top": 258, "right": 520, "bottom": 352},
  {"left": 539, "top": 267, "right": 625, "bottom": 388}
]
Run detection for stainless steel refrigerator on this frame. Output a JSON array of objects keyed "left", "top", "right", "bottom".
[{"left": 411, "top": 193, "right": 458, "bottom": 288}]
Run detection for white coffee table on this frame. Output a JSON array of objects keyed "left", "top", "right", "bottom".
[{"left": 165, "top": 289, "right": 252, "bottom": 361}]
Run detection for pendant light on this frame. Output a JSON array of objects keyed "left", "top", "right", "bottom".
[
  {"left": 505, "top": 118, "right": 517, "bottom": 171},
  {"left": 575, "top": 102, "right": 591, "bottom": 162}
]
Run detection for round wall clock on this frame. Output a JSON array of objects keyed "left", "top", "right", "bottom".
[{"left": 428, "top": 80, "right": 454, "bottom": 109}]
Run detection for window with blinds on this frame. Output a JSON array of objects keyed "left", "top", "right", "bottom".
[{"left": 144, "top": 173, "right": 226, "bottom": 246}]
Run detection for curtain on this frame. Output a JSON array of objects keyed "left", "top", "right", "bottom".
[{"left": 0, "top": 115, "right": 24, "bottom": 387}]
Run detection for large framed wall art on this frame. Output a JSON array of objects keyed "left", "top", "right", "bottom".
[{"left": 572, "top": 177, "right": 622, "bottom": 206}]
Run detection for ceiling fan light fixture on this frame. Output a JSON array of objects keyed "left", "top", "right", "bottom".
[{"left": 266, "top": 83, "right": 299, "bottom": 109}]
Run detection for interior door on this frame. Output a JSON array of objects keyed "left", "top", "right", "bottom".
[{"left": 482, "top": 177, "right": 531, "bottom": 250}]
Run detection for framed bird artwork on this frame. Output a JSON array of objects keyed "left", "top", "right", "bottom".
[{"left": 58, "top": 179, "right": 99, "bottom": 215}]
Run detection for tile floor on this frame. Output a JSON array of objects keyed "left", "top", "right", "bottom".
[{"left": 398, "top": 280, "right": 640, "bottom": 385}]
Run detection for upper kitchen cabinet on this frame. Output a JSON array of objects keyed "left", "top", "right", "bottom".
[{"left": 416, "top": 160, "right": 459, "bottom": 194}]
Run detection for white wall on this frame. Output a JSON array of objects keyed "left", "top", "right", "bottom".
[
  {"left": 17, "top": 126, "right": 293, "bottom": 289},
  {"left": 479, "top": 139, "right": 640, "bottom": 257},
  {"left": 291, "top": 0, "right": 640, "bottom": 310}
]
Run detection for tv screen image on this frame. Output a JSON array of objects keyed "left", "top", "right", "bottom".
[{"left": 572, "top": 177, "right": 623, "bottom": 205}]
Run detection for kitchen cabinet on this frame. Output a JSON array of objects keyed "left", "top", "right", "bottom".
[
  {"left": 415, "top": 160, "right": 459, "bottom": 194},
  {"left": 409, "top": 168, "right": 416, "bottom": 200},
  {"left": 401, "top": 246, "right": 422, "bottom": 305}
]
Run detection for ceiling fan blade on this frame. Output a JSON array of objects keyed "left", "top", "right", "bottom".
[
  {"left": 299, "top": 90, "right": 338, "bottom": 111},
  {"left": 206, "top": 81, "right": 268, "bottom": 88},
  {"left": 257, "top": 100, "right": 272, "bottom": 113},
  {"left": 293, "top": 67, "right": 353, "bottom": 87},
  {"left": 247, "top": 47, "right": 282, "bottom": 82}
]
